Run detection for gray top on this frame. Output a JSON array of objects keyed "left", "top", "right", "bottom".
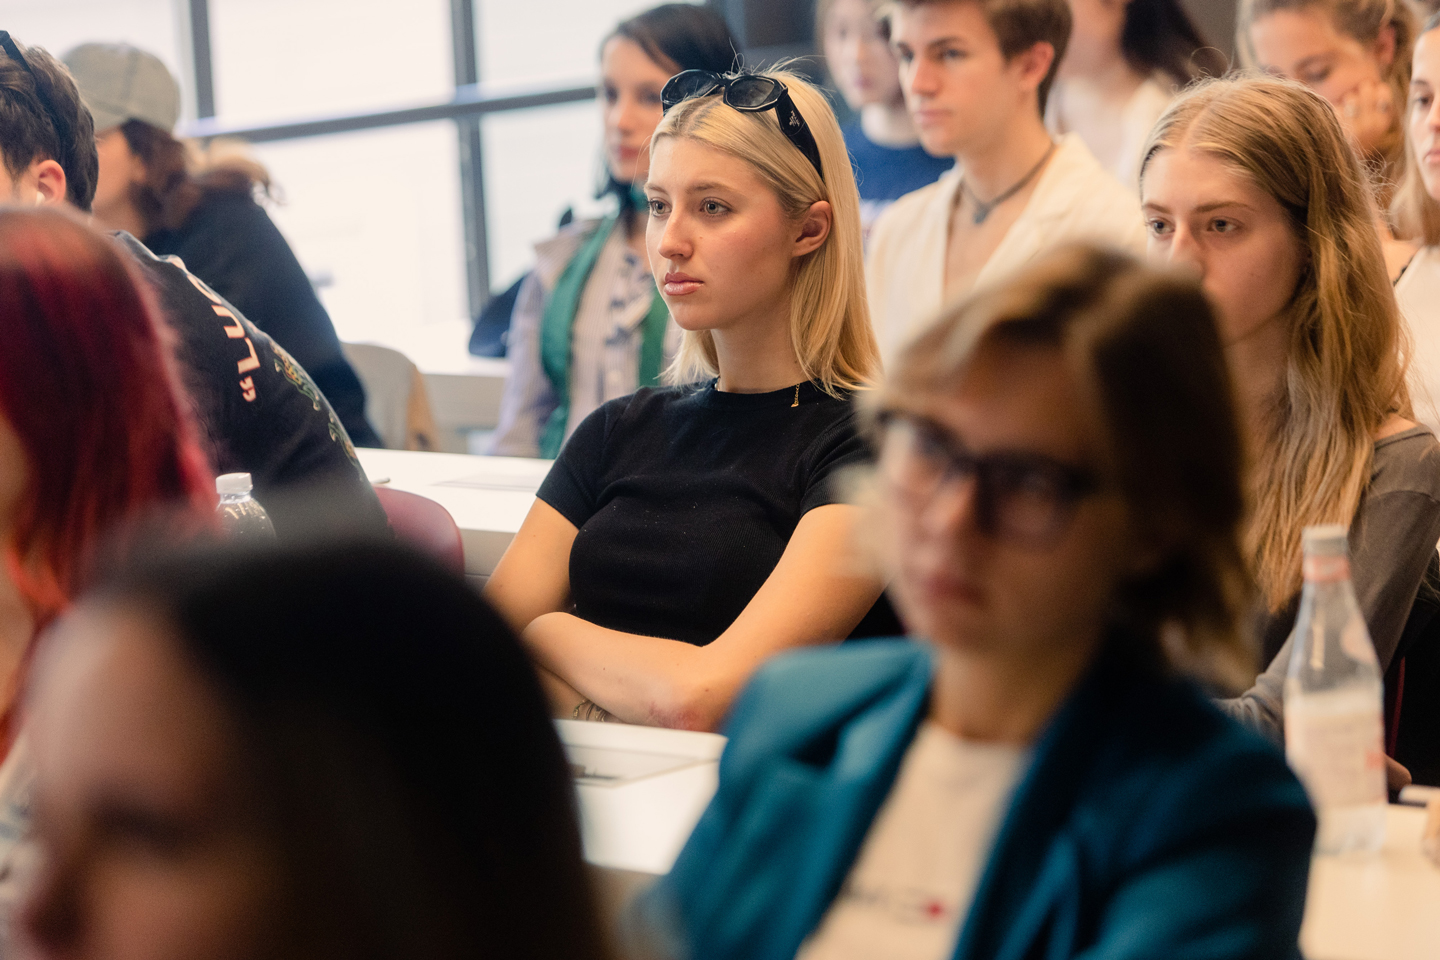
[{"left": 1222, "top": 425, "right": 1440, "bottom": 742}]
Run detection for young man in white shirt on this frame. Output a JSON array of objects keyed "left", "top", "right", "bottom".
[{"left": 867, "top": 0, "right": 1147, "bottom": 360}]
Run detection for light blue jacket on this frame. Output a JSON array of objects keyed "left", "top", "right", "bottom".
[{"left": 637, "top": 637, "right": 1315, "bottom": 960}]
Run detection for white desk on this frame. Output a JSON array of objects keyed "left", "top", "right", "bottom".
[
  {"left": 558, "top": 720, "right": 725, "bottom": 876},
  {"left": 356, "top": 448, "right": 548, "bottom": 577},
  {"left": 1301, "top": 804, "right": 1440, "bottom": 960}
]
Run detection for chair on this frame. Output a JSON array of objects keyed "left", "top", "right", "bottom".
[
  {"left": 374, "top": 486, "right": 464, "bottom": 576},
  {"left": 1393, "top": 618, "right": 1440, "bottom": 786},
  {"left": 1388, "top": 546, "right": 1440, "bottom": 786},
  {"left": 341, "top": 342, "right": 442, "bottom": 451}
]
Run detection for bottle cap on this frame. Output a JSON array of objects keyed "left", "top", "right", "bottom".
[
  {"left": 215, "top": 472, "right": 253, "bottom": 495},
  {"left": 1301, "top": 524, "right": 1348, "bottom": 554}
]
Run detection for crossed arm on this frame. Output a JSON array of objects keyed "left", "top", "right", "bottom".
[{"left": 484, "top": 498, "right": 887, "bottom": 731}]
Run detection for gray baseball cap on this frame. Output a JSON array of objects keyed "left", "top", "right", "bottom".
[{"left": 62, "top": 42, "right": 180, "bottom": 132}]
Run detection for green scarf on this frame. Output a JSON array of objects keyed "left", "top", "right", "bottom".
[{"left": 538, "top": 188, "right": 670, "bottom": 458}]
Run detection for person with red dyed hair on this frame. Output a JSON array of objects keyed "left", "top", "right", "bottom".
[{"left": 0, "top": 207, "right": 216, "bottom": 938}]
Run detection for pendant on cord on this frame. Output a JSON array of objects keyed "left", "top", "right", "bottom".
[{"left": 965, "top": 140, "right": 1058, "bottom": 225}]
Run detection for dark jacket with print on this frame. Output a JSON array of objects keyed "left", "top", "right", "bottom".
[{"left": 116, "top": 232, "right": 387, "bottom": 539}]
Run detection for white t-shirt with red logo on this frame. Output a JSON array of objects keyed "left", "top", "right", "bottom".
[{"left": 797, "top": 722, "right": 1028, "bottom": 960}]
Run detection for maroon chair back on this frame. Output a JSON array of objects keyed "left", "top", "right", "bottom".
[{"left": 373, "top": 486, "right": 464, "bottom": 576}]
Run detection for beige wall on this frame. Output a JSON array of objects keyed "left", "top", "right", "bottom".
[{"left": 1181, "top": 0, "right": 1239, "bottom": 62}]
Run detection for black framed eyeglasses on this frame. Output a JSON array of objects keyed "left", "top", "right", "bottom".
[
  {"left": 0, "top": 32, "right": 67, "bottom": 143},
  {"left": 661, "top": 69, "right": 824, "bottom": 180},
  {"left": 875, "top": 410, "right": 1098, "bottom": 548}
]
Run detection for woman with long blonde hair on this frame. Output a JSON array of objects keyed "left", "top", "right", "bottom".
[
  {"left": 485, "top": 69, "right": 893, "bottom": 731},
  {"left": 1140, "top": 75, "right": 1440, "bottom": 773}
]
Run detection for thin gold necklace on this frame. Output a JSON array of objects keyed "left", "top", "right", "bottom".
[{"left": 792, "top": 383, "right": 800, "bottom": 408}]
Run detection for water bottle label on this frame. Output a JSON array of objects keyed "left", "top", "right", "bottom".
[
  {"left": 1285, "top": 696, "right": 1386, "bottom": 808},
  {"left": 1302, "top": 555, "right": 1351, "bottom": 583}
]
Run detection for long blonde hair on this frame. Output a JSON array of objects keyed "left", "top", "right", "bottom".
[
  {"left": 1392, "top": 12, "right": 1440, "bottom": 244},
  {"left": 1236, "top": 0, "right": 1416, "bottom": 210},
  {"left": 1140, "top": 76, "right": 1411, "bottom": 609},
  {"left": 651, "top": 70, "right": 881, "bottom": 392}
]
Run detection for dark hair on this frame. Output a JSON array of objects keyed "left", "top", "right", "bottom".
[
  {"left": 1122, "top": 0, "right": 1227, "bottom": 86},
  {"left": 607, "top": 3, "right": 738, "bottom": 76},
  {"left": 117, "top": 119, "right": 266, "bottom": 235},
  {"left": 597, "top": 3, "right": 739, "bottom": 202},
  {"left": 0, "top": 39, "right": 97, "bottom": 211},
  {"left": 894, "top": 0, "right": 1072, "bottom": 114},
  {"left": 86, "top": 538, "right": 610, "bottom": 960},
  {"left": 868, "top": 244, "right": 1252, "bottom": 684}
]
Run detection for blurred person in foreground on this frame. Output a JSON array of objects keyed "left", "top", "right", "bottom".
[
  {"left": 0, "top": 207, "right": 216, "bottom": 942},
  {"left": 62, "top": 41, "right": 382, "bottom": 450},
  {"left": 488, "top": 5, "right": 738, "bottom": 458},
  {"left": 0, "top": 32, "right": 387, "bottom": 539},
  {"left": 632, "top": 245, "right": 1315, "bottom": 960},
  {"left": 818, "top": 0, "right": 953, "bottom": 239},
  {"left": 19, "top": 539, "right": 609, "bottom": 960}
]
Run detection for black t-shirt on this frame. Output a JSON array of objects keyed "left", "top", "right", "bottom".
[
  {"left": 538, "top": 380, "right": 900, "bottom": 646},
  {"left": 116, "top": 232, "right": 389, "bottom": 540},
  {"left": 145, "top": 190, "right": 381, "bottom": 448}
]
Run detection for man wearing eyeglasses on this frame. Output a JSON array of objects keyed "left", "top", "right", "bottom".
[
  {"left": 865, "top": 0, "right": 1147, "bottom": 364},
  {"left": 0, "top": 32, "right": 387, "bottom": 540}
]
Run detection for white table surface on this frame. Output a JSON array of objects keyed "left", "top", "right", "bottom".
[
  {"left": 356, "top": 448, "right": 549, "bottom": 577},
  {"left": 557, "top": 720, "right": 725, "bottom": 876},
  {"left": 1301, "top": 804, "right": 1440, "bottom": 960}
]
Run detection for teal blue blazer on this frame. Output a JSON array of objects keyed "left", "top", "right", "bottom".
[{"left": 638, "top": 638, "right": 1315, "bottom": 960}]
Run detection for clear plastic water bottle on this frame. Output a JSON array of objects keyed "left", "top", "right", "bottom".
[
  {"left": 1284, "top": 524, "right": 1386, "bottom": 854},
  {"left": 215, "top": 473, "right": 275, "bottom": 541}
]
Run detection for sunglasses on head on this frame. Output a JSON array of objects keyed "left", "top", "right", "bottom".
[
  {"left": 660, "top": 70, "right": 824, "bottom": 180},
  {"left": 0, "top": 32, "right": 67, "bottom": 143}
]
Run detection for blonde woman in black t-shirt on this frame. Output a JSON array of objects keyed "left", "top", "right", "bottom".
[{"left": 485, "top": 70, "right": 889, "bottom": 731}]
